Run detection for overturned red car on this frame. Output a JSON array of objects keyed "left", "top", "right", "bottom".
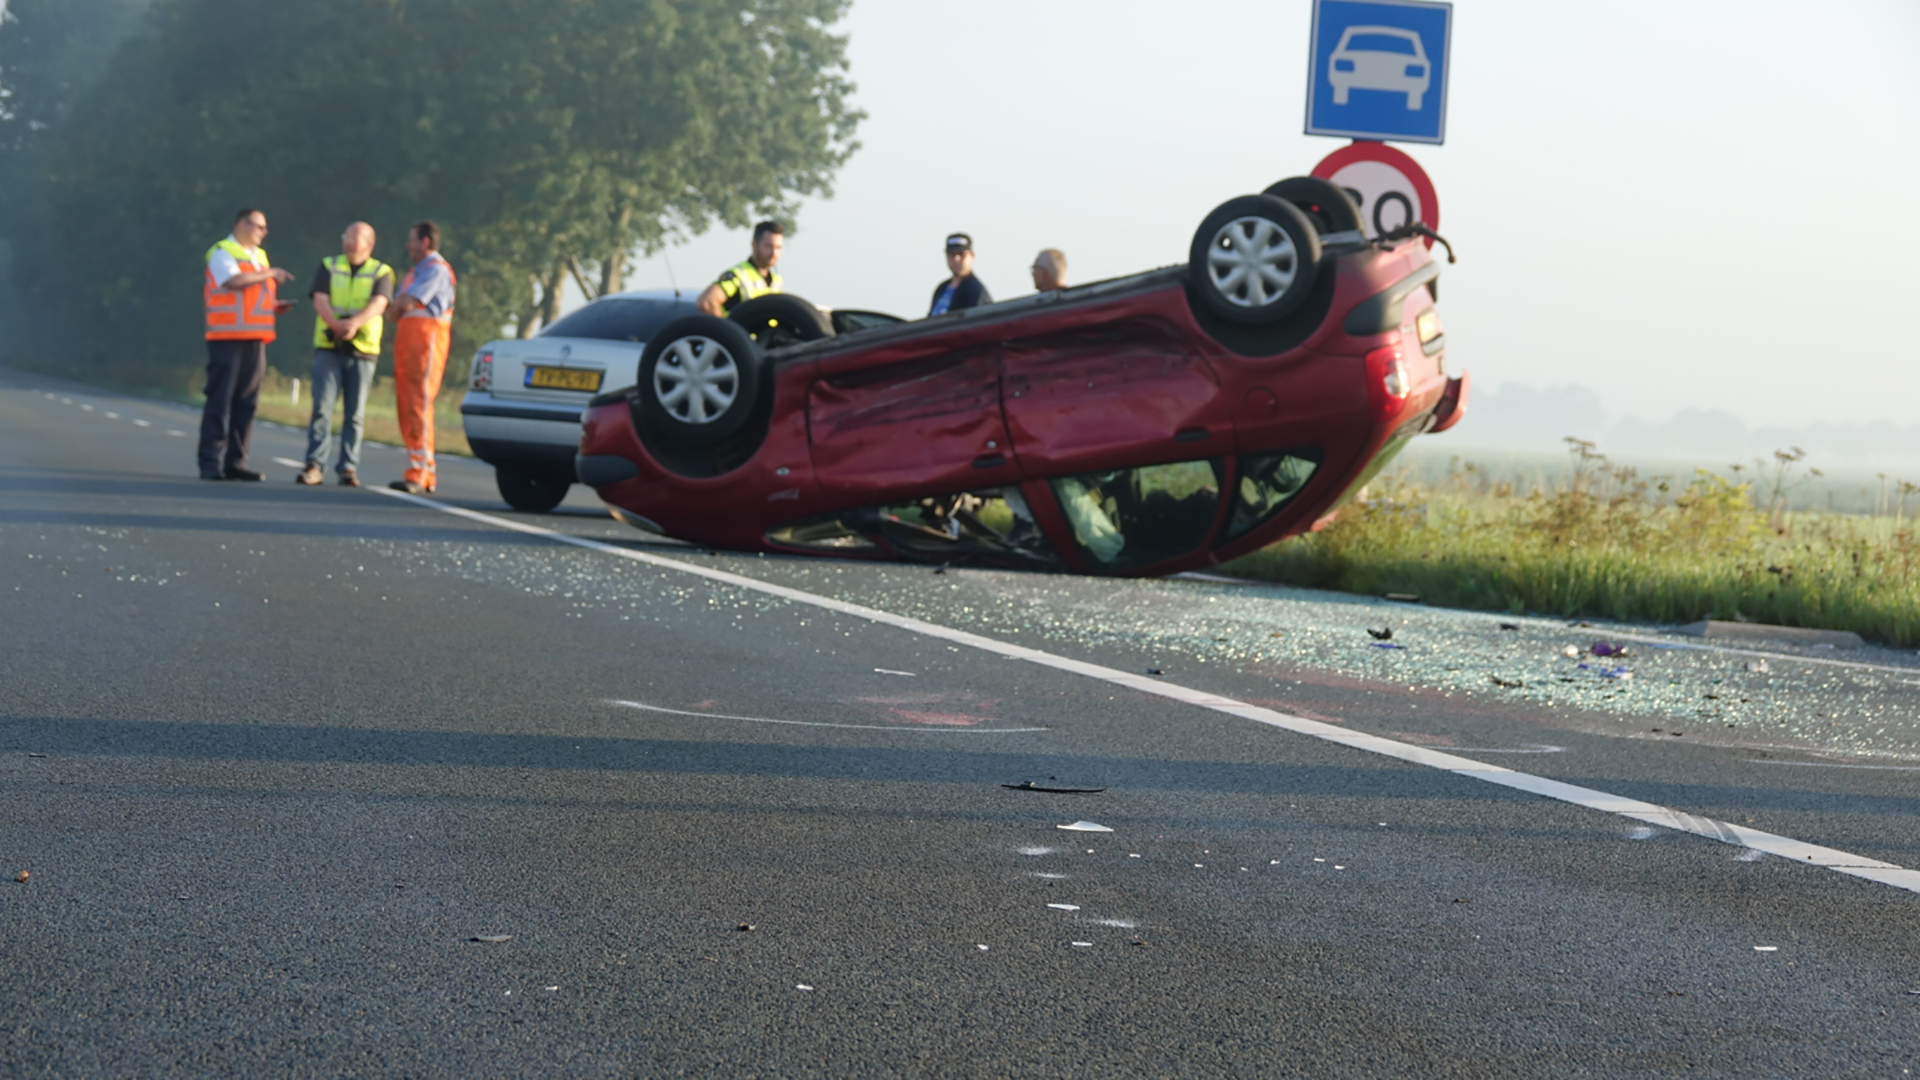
[{"left": 575, "top": 176, "right": 1466, "bottom": 576}]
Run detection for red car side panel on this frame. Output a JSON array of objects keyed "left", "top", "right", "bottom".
[
  {"left": 1002, "top": 320, "right": 1234, "bottom": 475},
  {"left": 805, "top": 348, "right": 1018, "bottom": 496}
]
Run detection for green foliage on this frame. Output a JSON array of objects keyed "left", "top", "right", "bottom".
[
  {"left": 1225, "top": 445, "right": 1920, "bottom": 646},
  {"left": 4, "top": 0, "right": 860, "bottom": 384}
]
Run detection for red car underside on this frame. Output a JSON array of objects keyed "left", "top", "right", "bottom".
[{"left": 579, "top": 238, "right": 1464, "bottom": 577}]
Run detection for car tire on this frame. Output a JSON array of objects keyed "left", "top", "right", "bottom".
[
  {"left": 1262, "top": 177, "right": 1364, "bottom": 238},
  {"left": 728, "top": 293, "right": 834, "bottom": 350},
  {"left": 636, "top": 315, "right": 765, "bottom": 446},
  {"left": 496, "top": 464, "right": 571, "bottom": 513},
  {"left": 1189, "top": 194, "right": 1323, "bottom": 325}
]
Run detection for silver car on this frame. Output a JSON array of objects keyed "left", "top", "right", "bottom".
[{"left": 461, "top": 289, "right": 697, "bottom": 511}]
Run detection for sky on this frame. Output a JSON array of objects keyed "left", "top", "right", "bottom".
[{"left": 615, "top": 0, "right": 1920, "bottom": 432}]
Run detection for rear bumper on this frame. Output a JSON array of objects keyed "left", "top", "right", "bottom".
[{"left": 461, "top": 391, "right": 583, "bottom": 464}]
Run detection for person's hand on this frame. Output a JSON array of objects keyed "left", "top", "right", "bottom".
[
  {"left": 269, "top": 267, "right": 294, "bottom": 283},
  {"left": 274, "top": 299, "right": 297, "bottom": 313}
]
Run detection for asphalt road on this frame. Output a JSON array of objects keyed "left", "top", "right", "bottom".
[{"left": 4, "top": 367, "right": 1919, "bottom": 1079}]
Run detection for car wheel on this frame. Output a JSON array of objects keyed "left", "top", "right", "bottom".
[
  {"left": 636, "top": 315, "right": 765, "bottom": 446},
  {"left": 1262, "top": 177, "right": 1364, "bottom": 238},
  {"left": 728, "top": 293, "right": 834, "bottom": 350},
  {"left": 1189, "top": 194, "right": 1323, "bottom": 325},
  {"left": 496, "top": 464, "right": 571, "bottom": 513}
]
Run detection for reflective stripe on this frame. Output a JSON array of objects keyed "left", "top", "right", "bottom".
[
  {"left": 204, "top": 238, "right": 279, "bottom": 342},
  {"left": 313, "top": 255, "right": 392, "bottom": 353},
  {"left": 718, "top": 259, "right": 781, "bottom": 311}
]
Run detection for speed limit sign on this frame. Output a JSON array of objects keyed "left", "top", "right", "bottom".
[{"left": 1310, "top": 141, "right": 1439, "bottom": 246}]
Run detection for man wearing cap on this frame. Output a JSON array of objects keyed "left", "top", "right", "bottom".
[{"left": 929, "top": 233, "right": 992, "bottom": 316}]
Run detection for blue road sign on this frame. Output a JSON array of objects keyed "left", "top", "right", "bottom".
[{"left": 1305, "top": 0, "right": 1452, "bottom": 145}]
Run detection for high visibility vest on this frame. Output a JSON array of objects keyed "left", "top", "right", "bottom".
[
  {"left": 397, "top": 252, "right": 457, "bottom": 324},
  {"left": 204, "top": 238, "right": 279, "bottom": 342},
  {"left": 716, "top": 258, "right": 781, "bottom": 312},
  {"left": 312, "top": 254, "right": 393, "bottom": 354}
]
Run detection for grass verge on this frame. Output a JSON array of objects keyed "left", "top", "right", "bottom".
[{"left": 1223, "top": 449, "right": 1920, "bottom": 646}]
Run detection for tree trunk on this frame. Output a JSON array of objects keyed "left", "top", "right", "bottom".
[
  {"left": 538, "top": 262, "right": 565, "bottom": 328},
  {"left": 599, "top": 206, "right": 632, "bottom": 297}
]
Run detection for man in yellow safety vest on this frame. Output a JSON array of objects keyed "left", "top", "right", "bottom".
[
  {"left": 297, "top": 221, "right": 394, "bottom": 487},
  {"left": 695, "top": 221, "right": 784, "bottom": 316}
]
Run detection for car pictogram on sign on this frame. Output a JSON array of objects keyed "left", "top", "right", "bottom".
[{"left": 1329, "top": 25, "right": 1431, "bottom": 111}]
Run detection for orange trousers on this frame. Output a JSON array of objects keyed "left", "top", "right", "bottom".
[{"left": 394, "top": 317, "right": 450, "bottom": 488}]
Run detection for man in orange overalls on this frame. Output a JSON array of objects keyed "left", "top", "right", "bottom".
[{"left": 387, "top": 220, "right": 457, "bottom": 494}]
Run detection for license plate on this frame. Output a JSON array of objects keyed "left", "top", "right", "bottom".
[{"left": 525, "top": 365, "right": 602, "bottom": 392}]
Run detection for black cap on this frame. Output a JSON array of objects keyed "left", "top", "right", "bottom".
[{"left": 944, "top": 232, "right": 973, "bottom": 252}]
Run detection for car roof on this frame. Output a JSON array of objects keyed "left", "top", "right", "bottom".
[{"left": 1338, "top": 25, "right": 1420, "bottom": 40}]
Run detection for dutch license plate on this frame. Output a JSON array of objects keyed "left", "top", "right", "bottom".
[{"left": 525, "top": 365, "right": 602, "bottom": 392}]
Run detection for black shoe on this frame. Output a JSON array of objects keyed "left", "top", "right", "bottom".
[
  {"left": 200, "top": 470, "right": 225, "bottom": 481},
  {"left": 388, "top": 479, "right": 427, "bottom": 495},
  {"left": 224, "top": 467, "right": 265, "bottom": 482}
]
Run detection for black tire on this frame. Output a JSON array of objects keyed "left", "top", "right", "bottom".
[
  {"left": 1188, "top": 194, "right": 1323, "bottom": 325},
  {"left": 636, "top": 315, "right": 765, "bottom": 446},
  {"left": 1262, "top": 176, "right": 1364, "bottom": 238},
  {"left": 496, "top": 464, "right": 571, "bottom": 513},
  {"left": 728, "top": 293, "right": 834, "bottom": 350}
]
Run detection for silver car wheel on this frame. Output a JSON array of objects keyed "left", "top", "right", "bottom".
[
  {"left": 652, "top": 335, "right": 740, "bottom": 425},
  {"left": 1206, "top": 216, "right": 1299, "bottom": 310}
]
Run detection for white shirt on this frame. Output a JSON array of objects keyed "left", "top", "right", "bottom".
[{"left": 207, "top": 234, "right": 263, "bottom": 289}]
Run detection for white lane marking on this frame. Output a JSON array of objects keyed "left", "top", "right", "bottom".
[
  {"left": 133, "top": 419, "right": 151, "bottom": 427},
  {"left": 874, "top": 668, "right": 917, "bottom": 676},
  {"left": 609, "top": 699, "right": 1047, "bottom": 734},
  {"left": 1747, "top": 760, "right": 1920, "bottom": 771},
  {"left": 104, "top": 411, "right": 120, "bottom": 419},
  {"left": 368, "top": 487, "right": 1920, "bottom": 897},
  {"left": 1446, "top": 744, "right": 1566, "bottom": 754},
  {"left": 166, "top": 430, "right": 185, "bottom": 437}
]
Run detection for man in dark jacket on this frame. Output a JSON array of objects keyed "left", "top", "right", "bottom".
[{"left": 928, "top": 233, "right": 992, "bottom": 315}]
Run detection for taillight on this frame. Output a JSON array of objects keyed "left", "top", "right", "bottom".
[
  {"left": 470, "top": 349, "right": 493, "bottom": 390},
  {"left": 1364, "top": 344, "right": 1411, "bottom": 422}
]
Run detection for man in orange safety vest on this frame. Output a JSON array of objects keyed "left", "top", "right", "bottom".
[
  {"left": 200, "top": 208, "right": 295, "bottom": 480},
  {"left": 387, "top": 220, "right": 457, "bottom": 494}
]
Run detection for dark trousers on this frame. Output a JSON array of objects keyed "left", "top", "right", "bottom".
[{"left": 198, "top": 338, "right": 267, "bottom": 475}]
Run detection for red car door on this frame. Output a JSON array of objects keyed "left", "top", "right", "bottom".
[
  {"left": 805, "top": 346, "right": 1022, "bottom": 497},
  {"left": 1000, "top": 320, "right": 1235, "bottom": 475}
]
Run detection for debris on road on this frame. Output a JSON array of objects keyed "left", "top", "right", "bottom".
[
  {"left": 1753, "top": 946, "right": 1778, "bottom": 952},
  {"left": 796, "top": 983, "right": 815, "bottom": 991},
  {"left": 1367, "top": 627, "right": 1394, "bottom": 640},
  {"left": 1005, "top": 781, "right": 1108, "bottom": 794},
  {"left": 976, "top": 944, "right": 989, "bottom": 951},
  {"left": 1490, "top": 676, "right": 1524, "bottom": 689},
  {"left": 1145, "top": 668, "right": 1163, "bottom": 676},
  {"left": 1747, "top": 659, "right": 1771, "bottom": 674},
  {"left": 1562, "top": 645, "right": 1581, "bottom": 658},
  {"left": 1057, "top": 821, "right": 1114, "bottom": 833},
  {"left": 1047, "top": 903, "right": 1080, "bottom": 911},
  {"left": 1498, "top": 622, "right": 1520, "bottom": 631},
  {"left": 470, "top": 934, "right": 513, "bottom": 944},
  {"left": 1591, "top": 641, "right": 1629, "bottom": 657},
  {"left": 1070, "top": 941, "right": 1093, "bottom": 947},
  {"left": 13, "top": 871, "right": 27, "bottom": 883},
  {"left": 737, "top": 923, "right": 755, "bottom": 932},
  {"left": 1372, "top": 642, "right": 1405, "bottom": 650},
  {"left": 873, "top": 668, "right": 916, "bottom": 676}
]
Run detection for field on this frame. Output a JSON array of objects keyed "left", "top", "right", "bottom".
[{"left": 1223, "top": 441, "right": 1920, "bottom": 646}]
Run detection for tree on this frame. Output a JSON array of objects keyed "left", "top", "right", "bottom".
[{"left": 14, "top": 0, "right": 860, "bottom": 386}]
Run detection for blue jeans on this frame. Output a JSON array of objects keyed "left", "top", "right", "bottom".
[{"left": 304, "top": 349, "right": 376, "bottom": 474}]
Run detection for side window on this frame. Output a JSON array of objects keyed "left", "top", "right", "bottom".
[
  {"left": 1049, "top": 459, "right": 1222, "bottom": 571},
  {"left": 1224, "top": 451, "right": 1321, "bottom": 541},
  {"left": 766, "top": 487, "right": 1062, "bottom": 570}
]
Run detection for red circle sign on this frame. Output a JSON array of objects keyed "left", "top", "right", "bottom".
[{"left": 1311, "top": 142, "right": 1439, "bottom": 247}]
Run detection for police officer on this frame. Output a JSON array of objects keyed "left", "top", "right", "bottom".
[
  {"left": 929, "top": 233, "right": 992, "bottom": 315},
  {"left": 696, "top": 221, "right": 784, "bottom": 316},
  {"left": 297, "top": 221, "right": 394, "bottom": 487}
]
